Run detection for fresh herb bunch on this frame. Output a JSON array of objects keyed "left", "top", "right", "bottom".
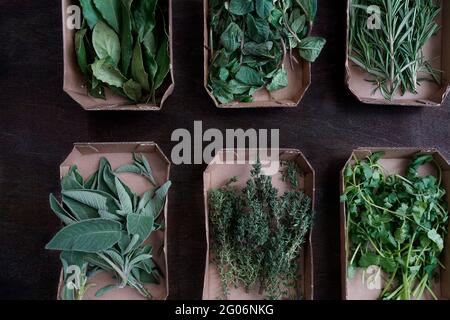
[
  {"left": 208, "top": 0, "right": 326, "bottom": 104},
  {"left": 75, "top": 0, "right": 170, "bottom": 103},
  {"left": 208, "top": 160, "right": 314, "bottom": 299},
  {"left": 349, "top": 0, "right": 442, "bottom": 100},
  {"left": 341, "top": 152, "right": 449, "bottom": 300},
  {"left": 46, "top": 153, "right": 171, "bottom": 300}
]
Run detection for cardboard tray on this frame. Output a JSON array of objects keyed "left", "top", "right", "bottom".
[
  {"left": 340, "top": 147, "right": 450, "bottom": 300},
  {"left": 55, "top": 142, "right": 171, "bottom": 300},
  {"left": 203, "top": 1, "right": 312, "bottom": 109},
  {"left": 345, "top": 0, "right": 450, "bottom": 106},
  {"left": 62, "top": 0, "right": 175, "bottom": 111},
  {"left": 202, "top": 149, "right": 315, "bottom": 299}
]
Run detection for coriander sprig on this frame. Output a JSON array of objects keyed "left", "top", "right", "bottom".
[{"left": 342, "top": 152, "right": 449, "bottom": 300}]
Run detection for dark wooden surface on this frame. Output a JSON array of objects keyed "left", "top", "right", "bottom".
[{"left": 0, "top": 0, "right": 449, "bottom": 300}]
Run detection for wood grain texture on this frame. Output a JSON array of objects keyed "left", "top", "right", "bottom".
[{"left": 0, "top": 0, "right": 449, "bottom": 300}]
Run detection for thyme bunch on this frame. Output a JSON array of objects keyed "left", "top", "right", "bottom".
[{"left": 208, "top": 160, "right": 314, "bottom": 300}]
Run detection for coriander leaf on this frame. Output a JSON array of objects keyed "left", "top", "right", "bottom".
[{"left": 427, "top": 229, "right": 444, "bottom": 251}]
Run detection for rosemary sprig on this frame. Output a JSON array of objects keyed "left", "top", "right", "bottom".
[{"left": 349, "top": 0, "right": 442, "bottom": 100}]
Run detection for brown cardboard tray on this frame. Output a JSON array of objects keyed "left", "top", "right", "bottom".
[
  {"left": 202, "top": 149, "right": 315, "bottom": 299},
  {"left": 56, "top": 142, "right": 171, "bottom": 300},
  {"left": 62, "top": 0, "right": 174, "bottom": 111},
  {"left": 340, "top": 147, "right": 450, "bottom": 300},
  {"left": 345, "top": 0, "right": 450, "bottom": 106}
]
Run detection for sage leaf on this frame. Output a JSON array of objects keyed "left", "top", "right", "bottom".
[
  {"left": 95, "top": 284, "right": 118, "bottom": 297},
  {"left": 127, "top": 214, "right": 154, "bottom": 242},
  {"left": 93, "top": 0, "right": 121, "bottom": 33},
  {"left": 92, "top": 21, "right": 121, "bottom": 66},
  {"left": 115, "top": 177, "right": 133, "bottom": 213},
  {"left": 46, "top": 218, "right": 122, "bottom": 253},
  {"left": 61, "top": 171, "right": 83, "bottom": 191},
  {"left": 124, "top": 234, "right": 141, "bottom": 254},
  {"left": 139, "top": 269, "right": 159, "bottom": 284},
  {"left": 115, "top": 164, "right": 142, "bottom": 175},
  {"left": 50, "top": 194, "right": 77, "bottom": 225},
  {"left": 151, "top": 180, "right": 172, "bottom": 218},
  {"left": 62, "top": 190, "right": 108, "bottom": 211},
  {"left": 63, "top": 196, "right": 99, "bottom": 220},
  {"left": 129, "top": 253, "right": 152, "bottom": 267}
]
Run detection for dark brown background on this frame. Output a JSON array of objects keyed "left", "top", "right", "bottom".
[{"left": 0, "top": 0, "right": 449, "bottom": 300}]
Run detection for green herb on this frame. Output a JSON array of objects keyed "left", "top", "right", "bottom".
[
  {"left": 208, "top": 0, "right": 326, "bottom": 104},
  {"left": 46, "top": 154, "right": 171, "bottom": 300},
  {"left": 349, "top": 0, "right": 442, "bottom": 100},
  {"left": 75, "top": 0, "right": 170, "bottom": 104},
  {"left": 208, "top": 159, "right": 314, "bottom": 299},
  {"left": 341, "top": 152, "right": 449, "bottom": 300}
]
